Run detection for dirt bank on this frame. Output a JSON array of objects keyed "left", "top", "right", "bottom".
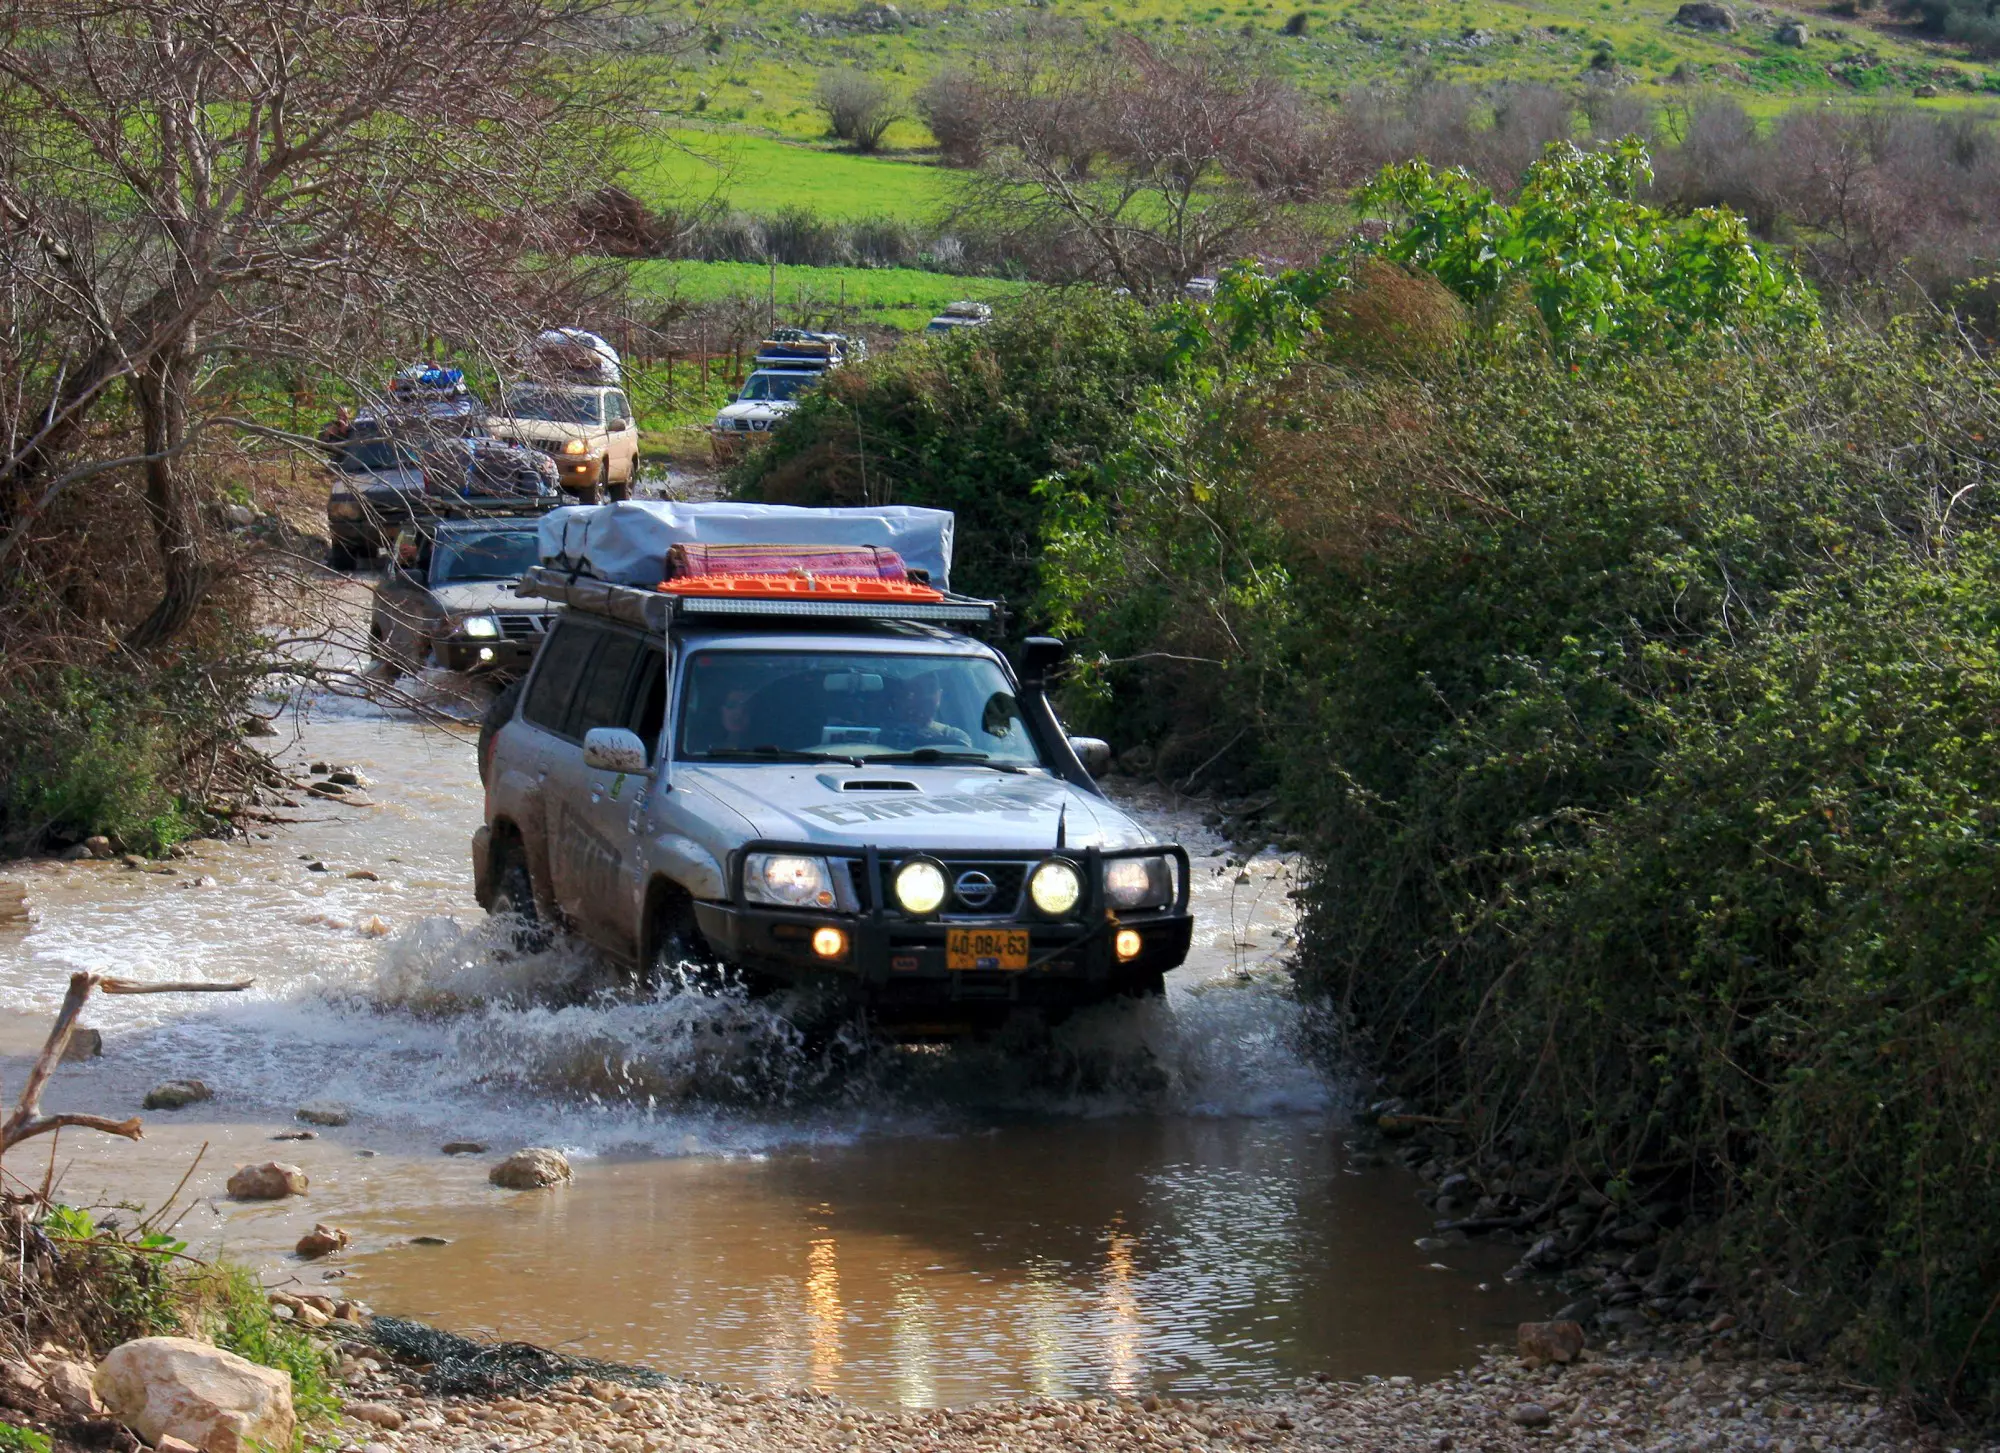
[{"left": 322, "top": 1342, "right": 1964, "bottom": 1452}]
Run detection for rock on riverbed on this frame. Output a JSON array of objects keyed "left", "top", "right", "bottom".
[
  {"left": 489, "top": 1148, "right": 570, "bottom": 1189},
  {"left": 93, "top": 1337, "right": 294, "bottom": 1453},
  {"left": 226, "top": 1162, "right": 307, "bottom": 1199}
]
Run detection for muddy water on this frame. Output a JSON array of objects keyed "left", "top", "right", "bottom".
[{"left": 0, "top": 700, "right": 1545, "bottom": 1407}]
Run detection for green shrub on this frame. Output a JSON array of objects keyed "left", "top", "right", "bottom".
[
  {"left": 0, "top": 660, "right": 245, "bottom": 856},
  {"left": 0, "top": 1423, "right": 51, "bottom": 1453},
  {"left": 193, "top": 1264, "right": 339, "bottom": 1420},
  {"left": 732, "top": 288, "right": 1175, "bottom": 611}
]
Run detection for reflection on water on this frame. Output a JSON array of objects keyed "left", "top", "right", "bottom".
[{"left": 353, "top": 1116, "right": 1546, "bottom": 1408}]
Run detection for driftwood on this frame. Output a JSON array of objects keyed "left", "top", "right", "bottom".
[{"left": 0, "top": 970, "right": 252, "bottom": 1159}]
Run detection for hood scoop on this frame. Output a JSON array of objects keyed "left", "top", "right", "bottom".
[{"left": 841, "top": 778, "right": 919, "bottom": 792}]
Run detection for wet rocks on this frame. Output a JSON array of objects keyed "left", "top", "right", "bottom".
[
  {"left": 296, "top": 1100, "right": 352, "bottom": 1127},
  {"left": 273, "top": 1129, "right": 317, "bottom": 1141},
  {"left": 60, "top": 844, "right": 95, "bottom": 861},
  {"left": 1516, "top": 1321, "right": 1586, "bottom": 1366},
  {"left": 490, "top": 1148, "right": 571, "bottom": 1189},
  {"left": 226, "top": 1162, "right": 308, "bottom": 1200},
  {"left": 84, "top": 836, "right": 113, "bottom": 858},
  {"left": 330, "top": 769, "right": 371, "bottom": 789},
  {"left": 296, "top": 1224, "right": 351, "bottom": 1258},
  {"left": 93, "top": 1336, "right": 295, "bottom": 1453},
  {"left": 143, "top": 1080, "right": 211, "bottom": 1111},
  {"left": 441, "top": 1141, "right": 487, "bottom": 1155},
  {"left": 61, "top": 1027, "right": 104, "bottom": 1062},
  {"left": 0, "top": 879, "right": 28, "bottom": 925},
  {"left": 345, "top": 868, "right": 380, "bottom": 881}
]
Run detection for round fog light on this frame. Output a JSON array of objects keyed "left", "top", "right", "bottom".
[
  {"left": 1115, "top": 928, "right": 1143, "bottom": 961},
  {"left": 811, "top": 927, "right": 847, "bottom": 959},
  {"left": 1028, "top": 858, "right": 1083, "bottom": 917},
  {"left": 893, "top": 859, "right": 948, "bottom": 917}
]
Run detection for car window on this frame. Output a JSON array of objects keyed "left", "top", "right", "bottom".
[
  {"left": 630, "top": 649, "right": 667, "bottom": 762},
  {"left": 677, "top": 650, "right": 1044, "bottom": 766},
  {"left": 522, "top": 619, "right": 598, "bottom": 738},
  {"left": 432, "top": 530, "right": 538, "bottom": 582},
  {"left": 606, "top": 391, "right": 631, "bottom": 425},
  {"left": 572, "top": 632, "right": 644, "bottom": 740},
  {"left": 504, "top": 385, "right": 603, "bottom": 426}
]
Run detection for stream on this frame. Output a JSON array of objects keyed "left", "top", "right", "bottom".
[{"left": 0, "top": 688, "right": 1545, "bottom": 1409}]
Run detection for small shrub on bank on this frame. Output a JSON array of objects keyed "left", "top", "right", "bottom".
[
  {"left": 815, "top": 68, "right": 902, "bottom": 152},
  {"left": 191, "top": 1264, "right": 340, "bottom": 1419}
]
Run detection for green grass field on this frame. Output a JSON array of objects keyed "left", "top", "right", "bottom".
[
  {"left": 632, "top": 129, "right": 957, "bottom": 218},
  {"left": 634, "top": 0, "right": 1997, "bottom": 221},
  {"left": 629, "top": 259, "right": 1034, "bottom": 331}
]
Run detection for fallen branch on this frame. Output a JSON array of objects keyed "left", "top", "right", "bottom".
[{"left": 1, "top": 971, "right": 253, "bottom": 1157}]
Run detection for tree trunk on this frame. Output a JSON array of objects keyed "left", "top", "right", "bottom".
[{"left": 124, "top": 348, "right": 205, "bottom": 651}]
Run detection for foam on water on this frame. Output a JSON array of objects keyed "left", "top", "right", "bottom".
[{"left": 5, "top": 708, "right": 1331, "bottom": 1165}]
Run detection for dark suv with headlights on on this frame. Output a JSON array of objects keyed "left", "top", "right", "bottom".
[{"left": 370, "top": 518, "right": 553, "bottom": 677}]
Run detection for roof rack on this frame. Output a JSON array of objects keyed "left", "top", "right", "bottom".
[{"left": 516, "top": 565, "right": 997, "bottom": 631}]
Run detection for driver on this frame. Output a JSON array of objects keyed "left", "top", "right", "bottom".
[{"left": 879, "top": 673, "right": 972, "bottom": 751}]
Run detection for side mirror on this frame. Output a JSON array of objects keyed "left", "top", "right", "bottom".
[
  {"left": 1019, "top": 636, "right": 1069, "bottom": 686},
  {"left": 1068, "top": 736, "right": 1113, "bottom": 777},
  {"left": 582, "top": 727, "right": 648, "bottom": 773}
]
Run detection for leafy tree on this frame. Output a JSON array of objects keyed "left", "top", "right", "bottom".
[{"left": 1352, "top": 138, "right": 1817, "bottom": 352}]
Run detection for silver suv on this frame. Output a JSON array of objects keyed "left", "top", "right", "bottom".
[{"left": 472, "top": 587, "right": 1192, "bottom": 1036}]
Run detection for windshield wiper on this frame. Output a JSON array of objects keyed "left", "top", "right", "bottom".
[
  {"left": 705, "top": 747, "right": 866, "bottom": 767},
  {"left": 870, "top": 748, "right": 1024, "bottom": 774}
]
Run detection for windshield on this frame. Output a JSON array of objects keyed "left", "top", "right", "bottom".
[
  {"left": 738, "top": 372, "right": 817, "bottom": 403},
  {"left": 338, "top": 436, "right": 416, "bottom": 473},
  {"left": 431, "top": 530, "right": 540, "bottom": 583},
  {"left": 503, "top": 385, "right": 602, "bottom": 425},
  {"left": 677, "top": 650, "right": 1043, "bottom": 767}
]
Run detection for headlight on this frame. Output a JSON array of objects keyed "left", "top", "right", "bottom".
[
  {"left": 892, "top": 858, "right": 948, "bottom": 917},
  {"left": 457, "top": 615, "right": 500, "bottom": 640},
  {"left": 328, "top": 496, "right": 363, "bottom": 520},
  {"left": 562, "top": 439, "right": 587, "bottom": 455},
  {"left": 1104, "top": 855, "right": 1173, "bottom": 910},
  {"left": 1028, "top": 858, "right": 1083, "bottom": 918},
  {"left": 744, "top": 853, "right": 834, "bottom": 909}
]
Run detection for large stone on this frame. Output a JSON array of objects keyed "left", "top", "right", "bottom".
[
  {"left": 1673, "top": 1, "right": 1737, "bottom": 27},
  {"left": 489, "top": 1147, "right": 571, "bottom": 1190},
  {"left": 144, "top": 1080, "right": 212, "bottom": 1110},
  {"left": 226, "top": 1162, "right": 308, "bottom": 1200},
  {"left": 1517, "top": 1320, "right": 1587, "bottom": 1365},
  {"left": 295, "top": 1100, "right": 351, "bottom": 1127},
  {"left": 1775, "top": 17, "right": 1808, "bottom": 42},
  {"left": 93, "top": 1337, "right": 295, "bottom": 1453},
  {"left": 296, "top": 1223, "right": 350, "bottom": 1258},
  {"left": 61, "top": 1028, "right": 103, "bottom": 1063}
]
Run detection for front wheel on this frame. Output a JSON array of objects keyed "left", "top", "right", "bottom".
[
  {"left": 606, "top": 477, "right": 632, "bottom": 503},
  {"left": 489, "top": 839, "right": 549, "bottom": 951},
  {"left": 327, "top": 539, "right": 361, "bottom": 571}
]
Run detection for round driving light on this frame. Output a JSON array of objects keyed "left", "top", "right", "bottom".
[
  {"left": 811, "top": 926, "right": 847, "bottom": 959},
  {"left": 1028, "top": 858, "right": 1083, "bottom": 917},
  {"left": 1115, "top": 928, "right": 1143, "bottom": 961},
  {"left": 893, "top": 859, "right": 948, "bottom": 917},
  {"left": 563, "top": 438, "right": 588, "bottom": 455}
]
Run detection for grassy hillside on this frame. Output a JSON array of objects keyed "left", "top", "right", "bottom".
[
  {"left": 636, "top": 0, "right": 1999, "bottom": 222},
  {"left": 629, "top": 259, "right": 1033, "bottom": 330}
]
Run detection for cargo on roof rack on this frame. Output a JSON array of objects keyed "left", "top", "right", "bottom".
[{"left": 514, "top": 564, "right": 997, "bottom": 628}]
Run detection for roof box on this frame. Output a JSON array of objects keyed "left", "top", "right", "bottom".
[{"left": 538, "top": 501, "right": 956, "bottom": 591}]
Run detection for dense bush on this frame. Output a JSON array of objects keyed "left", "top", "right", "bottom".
[
  {"left": 815, "top": 68, "right": 902, "bottom": 152},
  {"left": 1039, "top": 280, "right": 2000, "bottom": 1409},
  {"left": 732, "top": 287, "right": 1173, "bottom": 609}
]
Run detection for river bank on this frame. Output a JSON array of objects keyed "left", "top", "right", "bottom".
[{"left": 310, "top": 1326, "right": 1958, "bottom": 1453}]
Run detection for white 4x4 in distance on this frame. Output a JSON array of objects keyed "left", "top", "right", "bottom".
[{"left": 472, "top": 502, "right": 1193, "bottom": 1037}]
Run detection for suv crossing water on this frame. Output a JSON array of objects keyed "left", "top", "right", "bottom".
[{"left": 472, "top": 503, "right": 1193, "bottom": 1036}]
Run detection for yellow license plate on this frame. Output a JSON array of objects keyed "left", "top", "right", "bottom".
[{"left": 946, "top": 927, "right": 1030, "bottom": 972}]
